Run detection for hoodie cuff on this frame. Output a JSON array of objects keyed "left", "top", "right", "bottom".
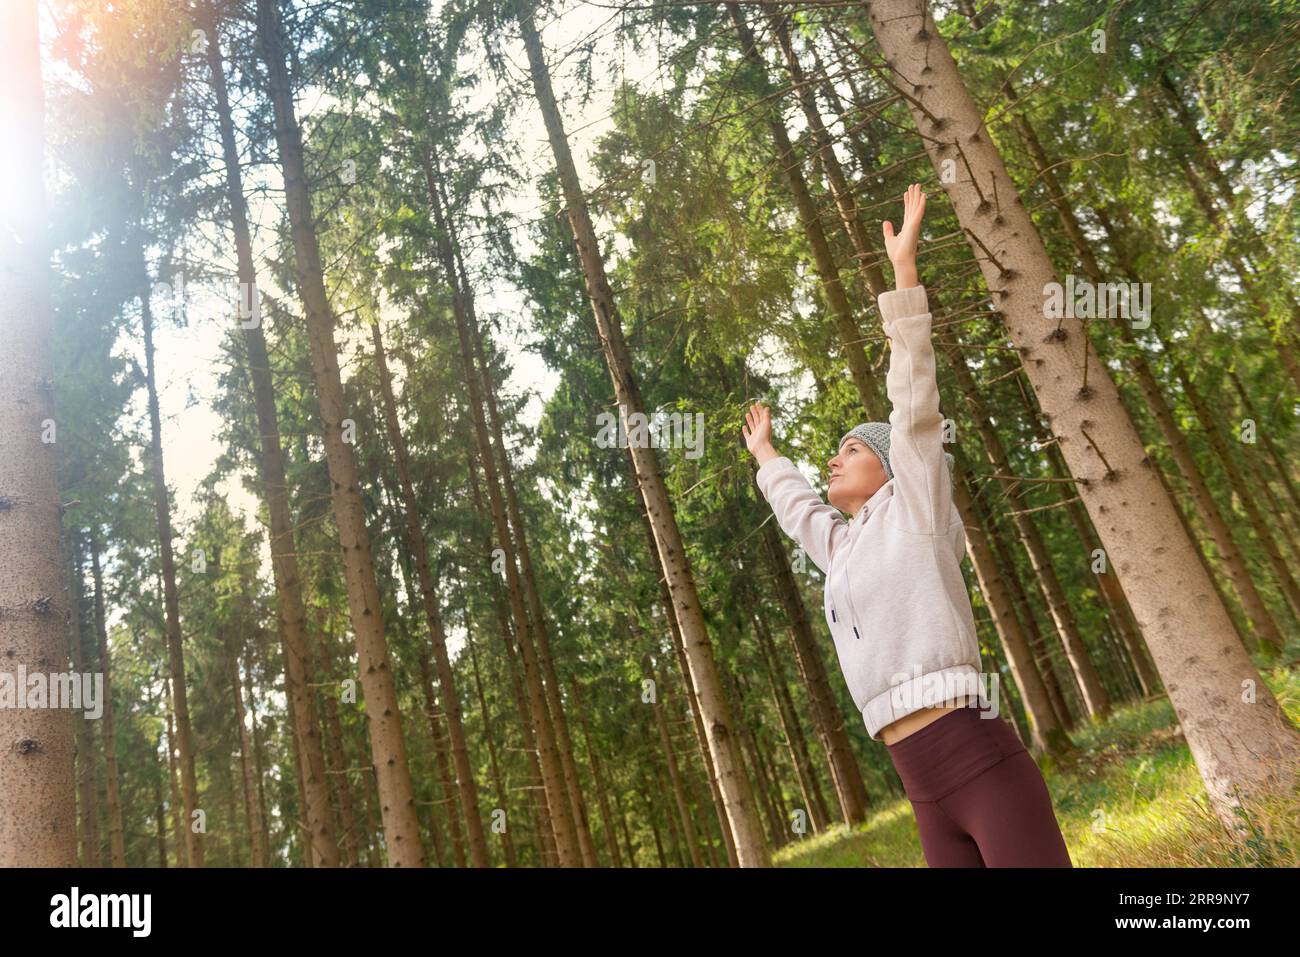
[{"left": 878, "top": 284, "right": 929, "bottom": 325}]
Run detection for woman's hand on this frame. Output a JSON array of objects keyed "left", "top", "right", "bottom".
[
  {"left": 882, "top": 183, "right": 926, "bottom": 290},
  {"left": 743, "top": 402, "right": 780, "bottom": 466}
]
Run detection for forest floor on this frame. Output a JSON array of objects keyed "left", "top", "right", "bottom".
[{"left": 775, "top": 660, "right": 1300, "bottom": 868}]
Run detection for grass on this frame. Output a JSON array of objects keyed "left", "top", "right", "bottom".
[{"left": 774, "top": 663, "right": 1300, "bottom": 868}]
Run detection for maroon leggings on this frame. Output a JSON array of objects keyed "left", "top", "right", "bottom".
[{"left": 885, "top": 703, "right": 1072, "bottom": 867}]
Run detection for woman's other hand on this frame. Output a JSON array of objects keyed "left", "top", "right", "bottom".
[{"left": 743, "top": 402, "right": 780, "bottom": 466}]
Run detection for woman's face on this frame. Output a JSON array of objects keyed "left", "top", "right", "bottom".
[{"left": 827, "top": 438, "right": 887, "bottom": 514}]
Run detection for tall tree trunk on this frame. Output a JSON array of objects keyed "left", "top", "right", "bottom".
[
  {"left": 162, "top": 674, "right": 186, "bottom": 866},
  {"left": 0, "top": 0, "right": 76, "bottom": 868},
  {"left": 370, "top": 320, "right": 490, "bottom": 867},
  {"left": 768, "top": 11, "right": 892, "bottom": 300},
  {"left": 1150, "top": 326, "right": 1300, "bottom": 620},
  {"left": 1090, "top": 204, "right": 1288, "bottom": 651},
  {"left": 467, "top": 457, "right": 559, "bottom": 866},
  {"left": 614, "top": 450, "right": 737, "bottom": 865},
  {"left": 254, "top": 0, "right": 424, "bottom": 866},
  {"left": 1228, "top": 370, "right": 1300, "bottom": 519},
  {"left": 944, "top": 344, "right": 1111, "bottom": 719},
  {"left": 315, "top": 629, "right": 362, "bottom": 867},
  {"left": 89, "top": 534, "right": 127, "bottom": 867},
  {"left": 568, "top": 676, "right": 620, "bottom": 867},
  {"left": 1002, "top": 82, "right": 1286, "bottom": 654},
  {"left": 451, "top": 214, "right": 599, "bottom": 869},
  {"left": 242, "top": 650, "right": 273, "bottom": 865},
  {"left": 202, "top": 5, "right": 340, "bottom": 866},
  {"left": 956, "top": 468, "right": 1075, "bottom": 755},
  {"left": 518, "top": 0, "right": 769, "bottom": 866},
  {"left": 419, "top": 151, "right": 582, "bottom": 866},
  {"left": 866, "top": 0, "right": 1300, "bottom": 838},
  {"left": 639, "top": 649, "right": 704, "bottom": 867},
  {"left": 749, "top": 608, "right": 831, "bottom": 833},
  {"left": 140, "top": 262, "right": 202, "bottom": 868}
]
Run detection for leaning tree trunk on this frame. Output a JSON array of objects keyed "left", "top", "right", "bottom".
[
  {"left": 223, "top": 631, "right": 266, "bottom": 867},
  {"left": 945, "top": 344, "right": 1111, "bottom": 719},
  {"left": 758, "top": 514, "right": 871, "bottom": 823},
  {"left": 467, "top": 457, "right": 560, "bottom": 866},
  {"left": 203, "top": 5, "right": 340, "bottom": 866},
  {"left": 865, "top": 0, "right": 1300, "bottom": 839},
  {"left": 955, "top": 466, "right": 1074, "bottom": 755},
  {"left": 518, "top": 0, "right": 770, "bottom": 867},
  {"left": 162, "top": 674, "right": 186, "bottom": 865},
  {"left": 1004, "top": 92, "right": 1286, "bottom": 654},
  {"left": 452, "top": 220, "right": 599, "bottom": 868},
  {"left": 639, "top": 650, "right": 704, "bottom": 868},
  {"left": 254, "top": 0, "right": 425, "bottom": 866},
  {"left": 466, "top": 619, "right": 519, "bottom": 868}
]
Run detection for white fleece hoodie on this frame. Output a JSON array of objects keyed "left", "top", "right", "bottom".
[{"left": 755, "top": 284, "right": 985, "bottom": 741}]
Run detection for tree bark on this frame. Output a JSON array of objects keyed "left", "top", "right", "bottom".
[
  {"left": 224, "top": 632, "right": 267, "bottom": 867},
  {"left": 67, "top": 534, "right": 101, "bottom": 867},
  {"left": 730, "top": 4, "right": 878, "bottom": 410},
  {"left": 758, "top": 516, "right": 871, "bottom": 823}
]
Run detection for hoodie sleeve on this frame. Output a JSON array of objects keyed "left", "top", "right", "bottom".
[
  {"left": 754, "top": 456, "right": 847, "bottom": 574},
  {"left": 879, "top": 284, "right": 952, "bottom": 534}
]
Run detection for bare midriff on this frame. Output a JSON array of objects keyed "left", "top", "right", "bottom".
[{"left": 879, "top": 693, "right": 975, "bottom": 746}]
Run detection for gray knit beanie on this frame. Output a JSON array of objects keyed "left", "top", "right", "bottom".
[{"left": 838, "top": 423, "right": 955, "bottom": 480}]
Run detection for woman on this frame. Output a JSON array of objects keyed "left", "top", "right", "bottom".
[{"left": 742, "top": 184, "right": 1071, "bottom": 867}]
